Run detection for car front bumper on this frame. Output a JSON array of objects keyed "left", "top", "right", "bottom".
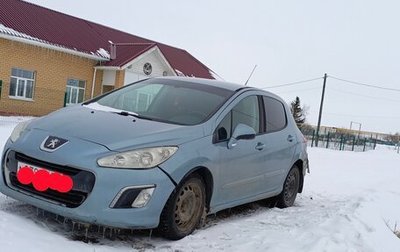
[{"left": 0, "top": 130, "right": 175, "bottom": 229}]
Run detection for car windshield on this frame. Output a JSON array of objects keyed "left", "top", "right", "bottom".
[{"left": 86, "top": 79, "right": 234, "bottom": 125}]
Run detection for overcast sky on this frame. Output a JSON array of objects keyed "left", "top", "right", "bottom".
[{"left": 25, "top": 0, "right": 400, "bottom": 134}]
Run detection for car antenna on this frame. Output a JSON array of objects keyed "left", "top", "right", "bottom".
[{"left": 244, "top": 64, "right": 257, "bottom": 86}]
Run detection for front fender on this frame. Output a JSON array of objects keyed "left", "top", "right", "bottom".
[{"left": 158, "top": 135, "right": 217, "bottom": 185}]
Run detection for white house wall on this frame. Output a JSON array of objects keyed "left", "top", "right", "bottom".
[
  {"left": 123, "top": 48, "right": 175, "bottom": 85},
  {"left": 125, "top": 71, "right": 148, "bottom": 84}
]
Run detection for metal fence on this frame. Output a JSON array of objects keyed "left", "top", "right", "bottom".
[{"left": 302, "top": 129, "right": 377, "bottom": 152}]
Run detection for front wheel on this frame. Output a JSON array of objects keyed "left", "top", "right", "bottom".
[
  {"left": 158, "top": 174, "right": 206, "bottom": 240},
  {"left": 277, "top": 166, "right": 300, "bottom": 208}
]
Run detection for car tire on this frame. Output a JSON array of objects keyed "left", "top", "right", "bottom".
[
  {"left": 277, "top": 165, "right": 300, "bottom": 208},
  {"left": 158, "top": 174, "right": 206, "bottom": 240}
]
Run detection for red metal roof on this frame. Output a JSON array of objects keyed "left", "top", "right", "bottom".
[
  {"left": 0, "top": 0, "right": 214, "bottom": 79},
  {"left": 103, "top": 44, "right": 157, "bottom": 67}
]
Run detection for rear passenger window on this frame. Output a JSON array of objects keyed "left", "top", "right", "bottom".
[{"left": 263, "top": 96, "right": 287, "bottom": 133}]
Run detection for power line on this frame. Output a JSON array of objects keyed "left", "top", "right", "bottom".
[
  {"left": 259, "top": 75, "right": 400, "bottom": 92},
  {"left": 310, "top": 110, "right": 400, "bottom": 119},
  {"left": 328, "top": 87, "right": 400, "bottom": 103},
  {"left": 259, "top": 76, "right": 323, "bottom": 89},
  {"left": 328, "top": 113, "right": 400, "bottom": 119},
  {"left": 329, "top": 75, "right": 400, "bottom": 92},
  {"left": 274, "top": 86, "right": 321, "bottom": 94}
]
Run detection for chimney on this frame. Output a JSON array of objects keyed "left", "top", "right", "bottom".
[{"left": 110, "top": 43, "right": 116, "bottom": 59}]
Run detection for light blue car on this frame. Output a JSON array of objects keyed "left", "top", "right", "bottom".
[{"left": 0, "top": 77, "right": 308, "bottom": 239}]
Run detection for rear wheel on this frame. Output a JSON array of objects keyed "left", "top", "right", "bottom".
[
  {"left": 158, "top": 174, "right": 206, "bottom": 240},
  {"left": 277, "top": 166, "right": 300, "bottom": 208}
]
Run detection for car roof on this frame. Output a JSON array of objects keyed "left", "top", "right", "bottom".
[
  {"left": 152, "top": 76, "right": 249, "bottom": 92},
  {"left": 152, "top": 77, "right": 283, "bottom": 100}
]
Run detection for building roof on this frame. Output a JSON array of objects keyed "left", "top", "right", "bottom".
[{"left": 0, "top": 0, "right": 214, "bottom": 79}]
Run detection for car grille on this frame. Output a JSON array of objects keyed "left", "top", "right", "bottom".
[{"left": 4, "top": 151, "right": 95, "bottom": 208}]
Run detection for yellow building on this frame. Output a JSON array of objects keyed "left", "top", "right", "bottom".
[{"left": 0, "top": 0, "right": 216, "bottom": 116}]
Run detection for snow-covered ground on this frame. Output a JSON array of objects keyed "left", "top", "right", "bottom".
[{"left": 0, "top": 117, "right": 399, "bottom": 251}]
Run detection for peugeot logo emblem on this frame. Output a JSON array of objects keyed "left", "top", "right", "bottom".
[{"left": 40, "top": 136, "right": 68, "bottom": 152}]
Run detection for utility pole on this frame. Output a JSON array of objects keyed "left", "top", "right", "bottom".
[{"left": 315, "top": 73, "right": 327, "bottom": 147}]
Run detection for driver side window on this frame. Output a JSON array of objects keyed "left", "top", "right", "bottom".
[{"left": 215, "top": 95, "right": 260, "bottom": 142}]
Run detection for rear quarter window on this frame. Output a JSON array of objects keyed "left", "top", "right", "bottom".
[{"left": 263, "top": 96, "right": 287, "bottom": 133}]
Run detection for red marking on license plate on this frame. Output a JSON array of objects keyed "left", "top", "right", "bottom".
[{"left": 16, "top": 162, "right": 73, "bottom": 193}]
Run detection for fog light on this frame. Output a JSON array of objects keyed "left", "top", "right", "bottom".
[{"left": 131, "top": 187, "right": 155, "bottom": 208}]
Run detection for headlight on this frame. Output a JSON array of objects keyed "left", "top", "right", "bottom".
[
  {"left": 10, "top": 120, "right": 33, "bottom": 142},
  {"left": 97, "top": 146, "right": 178, "bottom": 169}
]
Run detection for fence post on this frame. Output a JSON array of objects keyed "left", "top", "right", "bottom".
[
  {"left": 363, "top": 138, "right": 367, "bottom": 152},
  {"left": 339, "top": 135, "right": 343, "bottom": 151},
  {"left": 352, "top": 135, "right": 356, "bottom": 151},
  {"left": 326, "top": 132, "right": 330, "bottom": 149},
  {"left": 0, "top": 80, "right": 2, "bottom": 99},
  {"left": 311, "top": 130, "right": 315, "bottom": 147}
]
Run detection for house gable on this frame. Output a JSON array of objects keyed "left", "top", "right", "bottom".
[{"left": 123, "top": 46, "right": 176, "bottom": 84}]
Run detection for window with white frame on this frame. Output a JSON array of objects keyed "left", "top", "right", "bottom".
[
  {"left": 9, "top": 68, "right": 35, "bottom": 99},
  {"left": 66, "top": 79, "right": 86, "bottom": 105}
]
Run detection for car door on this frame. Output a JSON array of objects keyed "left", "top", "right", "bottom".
[
  {"left": 213, "top": 95, "right": 268, "bottom": 204},
  {"left": 257, "top": 96, "right": 297, "bottom": 191}
]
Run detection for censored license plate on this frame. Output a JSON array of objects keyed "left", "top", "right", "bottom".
[{"left": 16, "top": 162, "right": 73, "bottom": 193}]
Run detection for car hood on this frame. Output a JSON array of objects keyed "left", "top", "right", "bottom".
[{"left": 29, "top": 106, "right": 205, "bottom": 151}]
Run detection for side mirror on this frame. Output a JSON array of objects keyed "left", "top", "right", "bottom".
[{"left": 228, "top": 123, "right": 256, "bottom": 149}]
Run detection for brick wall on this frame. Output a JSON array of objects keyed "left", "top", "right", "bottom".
[
  {"left": 90, "top": 69, "right": 125, "bottom": 97},
  {"left": 114, "top": 70, "right": 125, "bottom": 89},
  {"left": 0, "top": 38, "right": 98, "bottom": 116}
]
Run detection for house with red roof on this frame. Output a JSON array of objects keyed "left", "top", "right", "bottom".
[{"left": 0, "top": 0, "right": 217, "bottom": 116}]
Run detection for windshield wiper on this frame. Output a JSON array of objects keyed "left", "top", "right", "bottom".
[
  {"left": 113, "top": 111, "right": 154, "bottom": 121},
  {"left": 114, "top": 111, "right": 138, "bottom": 117}
]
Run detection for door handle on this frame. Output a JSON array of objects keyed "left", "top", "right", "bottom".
[
  {"left": 287, "top": 135, "right": 295, "bottom": 142},
  {"left": 255, "top": 142, "right": 265, "bottom": 151}
]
